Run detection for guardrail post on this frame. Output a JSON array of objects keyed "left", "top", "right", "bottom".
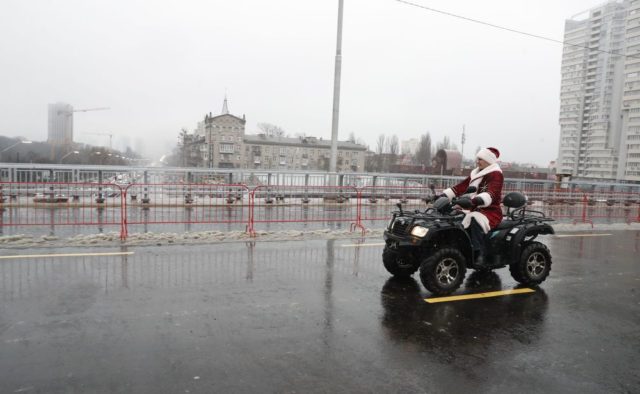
[
  {"left": 247, "top": 187, "right": 256, "bottom": 236},
  {"left": 142, "top": 170, "right": 150, "bottom": 204},
  {"left": 573, "top": 193, "right": 593, "bottom": 228},
  {"left": 120, "top": 184, "right": 128, "bottom": 240},
  {"left": 354, "top": 188, "right": 365, "bottom": 235}
]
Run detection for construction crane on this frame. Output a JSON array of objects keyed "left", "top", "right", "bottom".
[
  {"left": 57, "top": 107, "right": 110, "bottom": 116},
  {"left": 82, "top": 132, "right": 114, "bottom": 149},
  {"left": 49, "top": 105, "right": 111, "bottom": 161}
]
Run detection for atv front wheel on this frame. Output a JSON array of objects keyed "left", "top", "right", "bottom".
[
  {"left": 382, "top": 246, "right": 419, "bottom": 278},
  {"left": 510, "top": 242, "right": 552, "bottom": 285},
  {"left": 419, "top": 248, "right": 467, "bottom": 295}
]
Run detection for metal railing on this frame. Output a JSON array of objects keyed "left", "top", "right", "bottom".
[{"left": 1, "top": 181, "right": 639, "bottom": 239}]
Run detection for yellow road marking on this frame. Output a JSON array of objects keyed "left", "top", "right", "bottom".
[
  {"left": 0, "top": 252, "right": 134, "bottom": 260},
  {"left": 553, "top": 233, "right": 612, "bottom": 238},
  {"left": 341, "top": 242, "right": 386, "bottom": 248},
  {"left": 425, "top": 288, "right": 535, "bottom": 303}
]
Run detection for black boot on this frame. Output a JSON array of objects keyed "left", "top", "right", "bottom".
[{"left": 474, "top": 252, "right": 487, "bottom": 269}]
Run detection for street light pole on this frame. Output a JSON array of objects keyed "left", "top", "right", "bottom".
[
  {"left": 59, "top": 150, "right": 80, "bottom": 163},
  {"left": 329, "top": 0, "right": 344, "bottom": 178},
  {"left": 0, "top": 140, "right": 32, "bottom": 161}
]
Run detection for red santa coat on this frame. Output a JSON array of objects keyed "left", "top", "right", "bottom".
[{"left": 442, "top": 163, "right": 504, "bottom": 233}]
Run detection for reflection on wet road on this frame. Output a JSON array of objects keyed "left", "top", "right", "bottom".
[{"left": 1, "top": 232, "right": 639, "bottom": 393}]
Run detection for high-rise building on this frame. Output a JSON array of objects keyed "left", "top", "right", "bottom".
[
  {"left": 620, "top": 0, "right": 640, "bottom": 180},
  {"left": 557, "top": 1, "right": 628, "bottom": 180},
  {"left": 558, "top": 0, "right": 640, "bottom": 181},
  {"left": 48, "top": 102, "right": 74, "bottom": 145}
]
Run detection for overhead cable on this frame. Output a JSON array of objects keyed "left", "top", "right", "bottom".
[{"left": 395, "top": 0, "right": 640, "bottom": 60}]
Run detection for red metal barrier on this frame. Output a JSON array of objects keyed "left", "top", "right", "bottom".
[
  {"left": 1, "top": 182, "right": 638, "bottom": 239},
  {"left": 247, "top": 185, "right": 363, "bottom": 236},
  {"left": 359, "top": 185, "right": 435, "bottom": 224},
  {"left": 0, "top": 181, "right": 126, "bottom": 238},
  {"left": 123, "top": 183, "right": 250, "bottom": 235}
]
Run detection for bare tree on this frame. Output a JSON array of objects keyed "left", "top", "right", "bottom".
[
  {"left": 375, "top": 134, "right": 386, "bottom": 172},
  {"left": 436, "top": 136, "right": 452, "bottom": 151},
  {"left": 376, "top": 134, "right": 386, "bottom": 154},
  {"left": 415, "top": 133, "right": 432, "bottom": 167},
  {"left": 389, "top": 135, "right": 399, "bottom": 156},
  {"left": 257, "top": 122, "right": 286, "bottom": 137},
  {"left": 347, "top": 132, "right": 356, "bottom": 143}
]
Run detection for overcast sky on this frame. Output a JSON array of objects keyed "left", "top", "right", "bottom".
[{"left": 0, "top": 0, "right": 608, "bottom": 165}]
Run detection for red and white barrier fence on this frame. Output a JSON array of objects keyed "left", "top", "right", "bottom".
[{"left": 1, "top": 182, "right": 639, "bottom": 239}]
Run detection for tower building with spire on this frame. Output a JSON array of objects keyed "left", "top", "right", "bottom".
[
  {"left": 189, "top": 96, "right": 366, "bottom": 171},
  {"left": 201, "top": 96, "right": 247, "bottom": 168}
]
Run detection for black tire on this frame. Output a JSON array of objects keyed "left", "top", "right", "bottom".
[
  {"left": 510, "top": 242, "right": 552, "bottom": 285},
  {"left": 419, "top": 248, "right": 467, "bottom": 295},
  {"left": 382, "top": 246, "right": 419, "bottom": 278}
]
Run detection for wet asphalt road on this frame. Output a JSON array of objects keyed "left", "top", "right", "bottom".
[{"left": 1, "top": 231, "right": 639, "bottom": 393}]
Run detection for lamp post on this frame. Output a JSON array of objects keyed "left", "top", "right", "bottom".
[
  {"left": 329, "top": 0, "right": 344, "bottom": 179},
  {"left": 0, "top": 140, "right": 32, "bottom": 161},
  {"left": 59, "top": 150, "right": 80, "bottom": 163}
]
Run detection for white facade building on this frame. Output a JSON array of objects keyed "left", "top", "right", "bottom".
[
  {"left": 401, "top": 138, "right": 419, "bottom": 155},
  {"left": 621, "top": 0, "right": 640, "bottom": 180},
  {"left": 558, "top": 0, "right": 640, "bottom": 181}
]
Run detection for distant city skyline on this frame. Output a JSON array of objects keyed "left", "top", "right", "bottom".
[{"left": 0, "top": 0, "right": 611, "bottom": 166}]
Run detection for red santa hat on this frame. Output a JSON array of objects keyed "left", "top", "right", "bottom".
[{"left": 476, "top": 147, "right": 500, "bottom": 165}]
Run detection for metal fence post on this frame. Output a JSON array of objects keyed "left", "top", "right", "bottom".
[{"left": 120, "top": 184, "right": 128, "bottom": 240}]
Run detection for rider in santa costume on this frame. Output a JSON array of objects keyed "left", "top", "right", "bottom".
[{"left": 441, "top": 147, "right": 504, "bottom": 266}]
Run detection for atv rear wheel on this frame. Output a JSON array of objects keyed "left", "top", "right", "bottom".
[
  {"left": 419, "top": 248, "right": 467, "bottom": 295},
  {"left": 510, "top": 242, "right": 552, "bottom": 285},
  {"left": 382, "top": 246, "right": 419, "bottom": 278}
]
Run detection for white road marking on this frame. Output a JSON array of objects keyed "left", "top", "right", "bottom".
[{"left": 0, "top": 252, "right": 134, "bottom": 260}]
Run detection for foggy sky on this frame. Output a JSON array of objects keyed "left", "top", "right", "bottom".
[{"left": 0, "top": 0, "right": 607, "bottom": 165}]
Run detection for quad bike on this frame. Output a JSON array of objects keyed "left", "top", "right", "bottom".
[{"left": 382, "top": 189, "right": 554, "bottom": 295}]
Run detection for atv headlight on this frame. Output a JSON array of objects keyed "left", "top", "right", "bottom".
[{"left": 411, "top": 226, "right": 428, "bottom": 238}]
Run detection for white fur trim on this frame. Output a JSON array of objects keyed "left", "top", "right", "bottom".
[
  {"left": 443, "top": 188, "right": 456, "bottom": 200},
  {"left": 462, "top": 212, "right": 490, "bottom": 233},
  {"left": 476, "top": 148, "right": 497, "bottom": 164},
  {"left": 476, "top": 192, "right": 492, "bottom": 207},
  {"left": 469, "top": 163, "right": 502, "bottom": 182}
]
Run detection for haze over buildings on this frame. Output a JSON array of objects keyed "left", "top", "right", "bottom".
[{"left": 1, "top": 0, "right": 614, "bottom": 168}]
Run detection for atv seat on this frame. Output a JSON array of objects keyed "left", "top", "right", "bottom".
[{"left": 493, "top": 219, "right": 518, "bottom": 231}]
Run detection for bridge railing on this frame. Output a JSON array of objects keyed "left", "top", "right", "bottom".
[
  {"left": 1, "top": 182, "right": 639, "bottom": 239},
  {"left": 247, "top": 185, "right": 362, "bottom": 235},
  {"left": 0, "top": 181, "right": 125, "bottom": 236},
  {"left": 122, "top": 183, "right": 250, "bottom": 238}
]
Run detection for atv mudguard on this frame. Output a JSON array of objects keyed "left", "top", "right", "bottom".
[
  {"left": 506, "top": 222, "right": 555, "bottom": 260},
  {"left": 421, "top": 226, "right": 473, "bottom": 264}
]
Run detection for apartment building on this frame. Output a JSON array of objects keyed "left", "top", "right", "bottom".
[
  {"left": 558, "top": 0, "right": 640, "bottom": 181},
  {"left": 190, "top": 99, "right": 367, "bottom": 171},
  {"left": 243, "top": 135, "right": 366, "bottom": 172},
  {"left": 621, "top": 0, "right": 640, "bottom": 179}
]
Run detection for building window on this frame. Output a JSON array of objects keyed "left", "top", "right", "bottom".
[{"left": 220, "top": 143, "right": 234, "bottom": 153}]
